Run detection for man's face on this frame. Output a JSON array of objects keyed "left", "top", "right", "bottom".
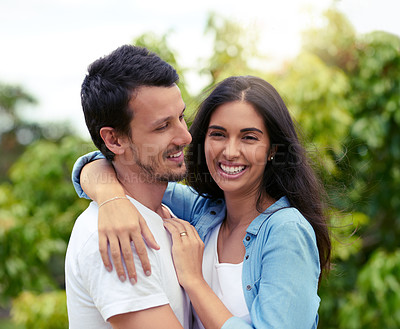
[{"left": 122, "top": 85, "right": 192, "bottom": 183}]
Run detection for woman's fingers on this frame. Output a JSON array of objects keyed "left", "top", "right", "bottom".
[
  {"left": 164, "top": 219, "right": 191, "bottom": 242},
  {"left": 120, "top": 234, "right": 137, "bottom": 285},
  {"left": 163, "top": 219, "right": 184, "bottom": 243},
  {"left": 98, "top": 231, "right": 113, "bottom": 272},
  {"left": 97, "top": 201, "right": 161, "bottom": 283},
  {"left": 166, "top": 218, "right": 192, "bottom": 234},
  {"left": 106, "top": 234, "right": 127, "bottom": 282},
  {"left": 130, "top": 226, "right": 152, "bottom": 278},
  {"left": 163, "top": 218, "right": 205, "bottom": 288}
]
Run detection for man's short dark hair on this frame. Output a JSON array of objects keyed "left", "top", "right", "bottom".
[{"left": 81, "top": 45, "right": 179, "bottom": 160}]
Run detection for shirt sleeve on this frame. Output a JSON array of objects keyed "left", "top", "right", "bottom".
[
  {"left": 253, "top": 219, "right": 320, "bottom": 328},
  {"left": 223, "top": 210, "right": 321, "bottom": 329},
  {"left": 162, "top": 182, "right": 206, "bottom": 225},
  {"left": 77, "top": 235, "right": 169, "bottom": 321},
  {"left": 71, "top": 151, "right": 105, "bottom": 199}
]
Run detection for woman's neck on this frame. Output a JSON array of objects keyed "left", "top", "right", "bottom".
[{"left": 223, "top": 191, "right": 275, "bottom": 231}]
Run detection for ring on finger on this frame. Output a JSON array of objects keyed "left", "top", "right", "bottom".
[{"left": 179, "top": 231, "right": 188, "bottom": 237}]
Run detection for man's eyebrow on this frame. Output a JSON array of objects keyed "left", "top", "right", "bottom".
[
  {"left": 181, "top": 105, "right": 187, "bottom": 115},
  {"left": 208, "top": 125, "right": 263, "bottom": 134},
  {"left": 151, "top": 105, "right": 186, "bottom": 127}
]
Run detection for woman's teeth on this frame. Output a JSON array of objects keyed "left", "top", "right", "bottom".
[{"left": 220, "top": 163, "right": 245, "bottom": 174}]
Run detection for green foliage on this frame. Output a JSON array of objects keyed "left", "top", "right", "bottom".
[
  {"left": 345, "top": 32, "right": 400, "bottom": 249},
  {"left": 330, "top": 212, "right": 369, "bottom": 261},
  {"left": 303, "top": 9, "right": 400, "bottom": 328},
  {"left": 302, "top": 8, "right": 358, "bottom": 72},
  {"left": 0, "top": 82, "right": 73, "bottom": 181},
  {"left": 203, "top": 12, "right": 261, "bottom": 85},
  {"left": 11, "top": 290, "right": 67, "bottom": 329},
  {"left": 0, "top": 83, "right": 37, "bottom": 119},
  {"left": 339, "top": 249, "right": 400, "bottom": 329},
  {"left": 0, "top": 136, "right": 91, "bottom": 304},
  {"left": 273, "top": 51, "right": 351, "bottom": 176},
  {"left": 0, "top": 83, "right": 36, "bottom": 181},
  {"left": 0, "top": 318, "right": 23, "bottom": 329}
]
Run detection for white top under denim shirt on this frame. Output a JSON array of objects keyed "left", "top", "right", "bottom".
[
  {"left": 72, "top": 151, "right": 321, "bottom": 329},
  {"left": 192, "top": 222, "right": 251, "bottom": 329}
]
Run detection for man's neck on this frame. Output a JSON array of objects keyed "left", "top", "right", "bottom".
[{"left": 112, "top": 162, "right": 167, "bottom": 216}]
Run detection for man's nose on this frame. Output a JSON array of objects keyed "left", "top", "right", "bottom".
[{"left": 173, "top": 119, "right": 192, "bottom": 146}]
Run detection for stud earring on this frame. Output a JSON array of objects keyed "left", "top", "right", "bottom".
[{"left": 270, "top": 156, "right": 274, "bottom": 161}]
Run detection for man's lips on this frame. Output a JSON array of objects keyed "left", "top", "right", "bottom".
[{"left": 167, "top": 150, "right": 183, "bottom": 159}]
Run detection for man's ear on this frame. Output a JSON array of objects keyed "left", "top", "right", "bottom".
[{"left": 99, "top": 127, "right": 127, "bottom": 155}]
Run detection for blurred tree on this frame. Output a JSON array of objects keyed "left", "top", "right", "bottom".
[
  {"left": 11, "top": 290, "right": 67, "bottom": 329},
  {"left": 302, "top": 8, "right": 358, "bottom": 71},
  {"left": 302, "top": 8, "right": 400, "bottom": 329},
  {"left": 338, "top": 249, "right": 400, "bottom": 328},
  {"left": 0, "top": 136, "right": 91, "bottom": 305},
  {"left": 272, "top": 51, "right": 351, "bottom": 177},
  {"left": 0, "top": 83, "right": 37, "bottom": 181},
  {"left": 0, "top": 83, "right": 36, "bottom": 127},
  {"left": 0, "top": 83, "right": 73, "bottom": 182},
  {"left": 345, "top": 31, "right": 400, "bottom": 253},
  {"left": 202, "top": 12, "right": 262, "bottom": 86}
]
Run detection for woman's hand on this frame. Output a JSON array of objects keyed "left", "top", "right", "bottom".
[
  {"left": 163, "top": 218, "right": 205, "bottom": 289},
  {"left": 81, "top": 159, "right": 160, "bottom": 284},
  {"left": 164, "top": 218, "right": 233, "bottom": 329},
  {"left": 99, "top": 200, "right": 160, "bottom": 284}
]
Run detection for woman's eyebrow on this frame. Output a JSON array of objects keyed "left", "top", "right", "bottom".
[
  {"left": 208, "top": 125, "right": 263, "bottom": 134},
  {"left": 208, "top": 125, "right": 226, "bottom": 131},
  {"left": 240, "top": 127, "right": 263, "bottom": 134}
]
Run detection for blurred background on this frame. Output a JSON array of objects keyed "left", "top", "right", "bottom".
[{"left": 0, "top": 0, "right": 399, "bottom": 328}]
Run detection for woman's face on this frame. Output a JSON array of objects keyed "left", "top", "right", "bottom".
[{"left": 204, "top": 101, "right": 272, "bottom": 197}]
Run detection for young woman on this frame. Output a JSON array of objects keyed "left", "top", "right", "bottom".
[{"left": 72, "top": 76, "right": 331, "bottom": 328}]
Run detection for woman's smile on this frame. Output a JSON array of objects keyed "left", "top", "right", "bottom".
[
  {"left": 205, "top": 100, "right": 271, "bottom": 195},
  {"left": 217, "top": 162, "right": 248, "bottom": 177}
]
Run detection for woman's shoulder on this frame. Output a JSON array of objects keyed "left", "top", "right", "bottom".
[
  {"left": 269, "top": 207, "right": 307, "bottom": 225},
  {"left": 254, "top": 205, "right": 318, "bottom": 252},
  {"left": 261, "top": 197, "right": 315, "bottom": 235}
]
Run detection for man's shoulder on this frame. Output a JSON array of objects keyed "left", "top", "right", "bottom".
[
  {"left": 73, "top": 201, "right": 99, "bottom": 232},
  {"left": 67, "top": 202, "right": 100, "bottom": 256}
]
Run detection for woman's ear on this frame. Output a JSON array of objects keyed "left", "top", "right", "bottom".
[
  {"left": 100, "top": 127, "right": 126, "bottom": 155},
  {"left": 268, "top": 144, "right": 278, "bottom": 161}
]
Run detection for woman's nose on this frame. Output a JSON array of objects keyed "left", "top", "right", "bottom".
[{"left": 222, "top": 139, "right": 240, "bottom": 160}]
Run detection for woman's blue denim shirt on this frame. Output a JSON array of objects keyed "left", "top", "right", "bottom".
[{"left": 72, "top": 151, "right": 321, "bottom": 329}]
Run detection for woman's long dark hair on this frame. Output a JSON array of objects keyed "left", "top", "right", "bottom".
[{"left": 186, "top": 75, "right": 331, "bottom": 278}]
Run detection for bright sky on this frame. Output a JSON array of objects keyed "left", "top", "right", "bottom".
[{"left": 0, "top": 0, "right": 399, "bottom": 139}]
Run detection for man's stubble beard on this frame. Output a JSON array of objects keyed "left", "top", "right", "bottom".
[{"left": 129, "top": 144, "right": 188, "bottom": 183}]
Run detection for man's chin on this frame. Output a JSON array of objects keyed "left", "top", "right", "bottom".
[{"left": 160, "top": 169, "right": 188, "bottom": 183}]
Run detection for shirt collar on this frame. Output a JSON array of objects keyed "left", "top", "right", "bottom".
[{"left": 246, "top": 196, "right": 291, "bottom": 236}]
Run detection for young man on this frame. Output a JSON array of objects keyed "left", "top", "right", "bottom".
[{"left": 65, "top": 45, "right": 192, "bottom": 329}]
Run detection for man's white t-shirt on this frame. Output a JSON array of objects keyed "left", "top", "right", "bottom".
[{"left": 65, "top": 196, "right": 191, "bottom": 329}]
